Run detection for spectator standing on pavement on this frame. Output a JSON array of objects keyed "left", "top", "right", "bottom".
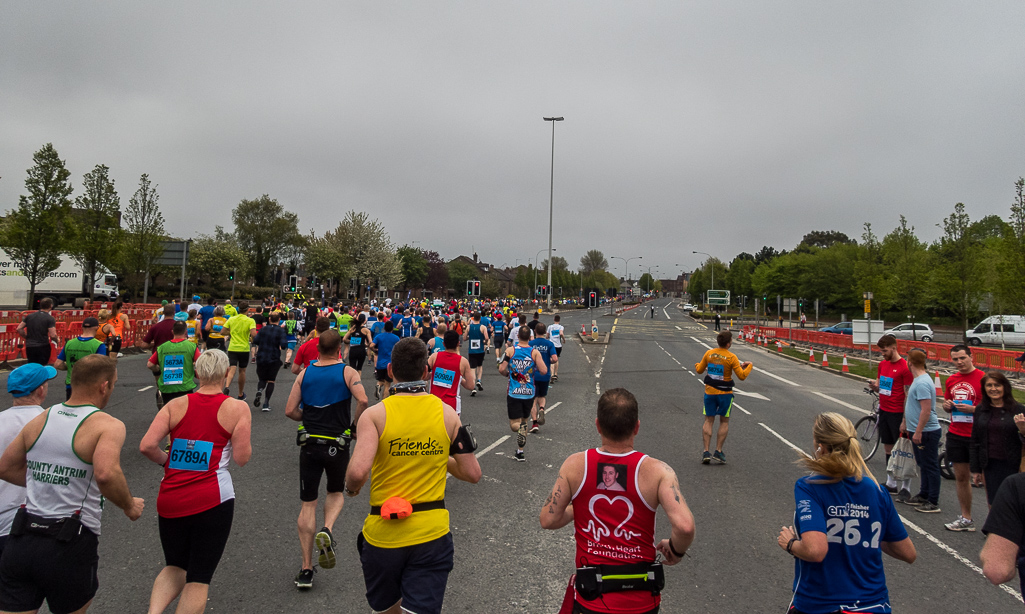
[
  {"left": 345, "top": 337, "right": 481, "bottom": 614},
  {"left": 17, "top": 297, "right": 58, "bottom": 366},
  {"left": 0, "top": 355, "right": 145, "bottom": 614},
  {"left": 969, "top": 371, "right": 1025, "bottom": 506},
  {"left": 54, "top": 317, "right": 108, "bottom": 400},
  {"left": 799, "top": 312, "right": 807, "bottom": 328},
  {"left": 899, "top": 348, "right": 942, "bottom": 513},
  {"left": 140, "top": 350, "right": 251, "bottom": 614},
  {"left": 980, "top": 472, "right": 1025, "bottom": 600},
  {"left": 867, "top": 334, "right": 913, "bottom": 495},
  {"left": 540, "top": 388, "right": 695, "bottom": 614},
  {"left": 251, "top": 312, "right": 288, "bottom": 412},
  {"left": 941, "top": 345, "right": 986, "bottom": 532},
  {"left": 0, "top": 363, "right": 56, "bottom": 557},
  {"left": 714, "top": 312, "right": 721, "bottom": 331},
  {"left": 777, "top": 412, "right": 916, "bottom": 614},
  {"left": 148, "top": 320, "right": 201, "bottom": 407}
]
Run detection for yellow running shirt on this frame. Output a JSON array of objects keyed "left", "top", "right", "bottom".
[
  {"left": 362, "top": 394, "right": 450, "bottom": 548},
  {"left": 224, "top": 314, "right": 255, "bottom": 352},
  {"left": 695, "top": 347, "right": 751, "bottom": 395}
]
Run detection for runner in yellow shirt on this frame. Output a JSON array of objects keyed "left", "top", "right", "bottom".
[
  {"left": 694, "top": 330, "right": 752, "bottom": 465},
  {"left": 222, "top": 301, "right": 256, "bottom": 400}
]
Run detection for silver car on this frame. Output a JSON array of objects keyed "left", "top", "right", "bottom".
[{"left": 883, "top": 323, "right": 933, "bottom": 342}]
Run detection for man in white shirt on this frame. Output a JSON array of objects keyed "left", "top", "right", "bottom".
[
  {"left": 0, "top": 363, "right": 56, "bottom": 555},
  {"left": 546, "top": 314, "right": 565, "bottom": 382}
]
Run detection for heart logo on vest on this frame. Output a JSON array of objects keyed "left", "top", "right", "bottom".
[{"left": 583, "top": 494, "right": 641, "bottom": 542}]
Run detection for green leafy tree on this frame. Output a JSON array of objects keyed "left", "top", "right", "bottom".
[
  {"left": 853, "top": 223, "right": 890, "bottom": 318},
  {"left": 999, "top": 178, "right": 1025, "bottom": 312},
  {"left": 638, "top": 272, "right": 656, "bottom": 293},
  {"left": 800, "top": 230, "right": 854, "bottom": 249},
  {"left": 579, "top": 250, "right": 609, "bottom": 276},
  {"left": 231, "top": 195, "right": 303, "bottom": 287},
  {"left": 882, "top": 216, "right": 930, "bottom": 320},
  {"left": 932, "top": 203, "right": 984, "bottom": 341},
  {"left": 448, "top": 260, "right": 480, "bottom": 294},
  {"left": 397, "top": 245, "right": 428, "bottom": 288},
  {"left": 688, "top": 258, "right": 727, "bottom": 301},
  {"left": 754, "top": 245, "right": 780, "bottom": 265},
  {"left": 303, "top": 230, "right": 348, "bottom": 294},
  {"left": 69, "top": 164, "right": 121, "bottom": 296},
  {"left": 322, "top": 211, "right": 401, "bottom": 299},
  {"left": 119, "top": 174, "right": 166, "bottom": 302},
  {"left": 0, "top": 144, "right": 73, "bottom": 307},
  {"left": 423, "top": 250, "right": 449, "bottom": 293},
  {"left": 724, "top": 256, "right": 756, "bottom": 302},
  {"left": 481, "top": 278, "right": 501, "bottom": 298},
  {"left": 187, "top": 227, "right": 249, "bottom": 292}
]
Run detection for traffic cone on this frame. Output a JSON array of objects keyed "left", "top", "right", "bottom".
[
  {"left": 776, "top": 340, "right": 782, "bottom": 353},
  {"left": 934, "top": 371, "right": 943, "bottom": 398},
  {"left": 822, "top": 351, "right": 829, "bottom": 368},
  {"left": 841, "top": 353, "right": 849, "bottom": 373},
  {"left": 809, "top": 347, "right": 815, "bottom": 362}
]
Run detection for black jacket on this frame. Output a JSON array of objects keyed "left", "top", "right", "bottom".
[{"left": 969, "top": 400, "right": 1025, "bottom": 473}]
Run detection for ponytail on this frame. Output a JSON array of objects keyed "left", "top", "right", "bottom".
[{"left": 798, "top": 413, "right": 876, "bottom": 484}]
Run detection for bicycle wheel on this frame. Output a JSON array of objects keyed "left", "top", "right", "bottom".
[
  {"left": 854, "top": 415, "right": 881, "bottom": 461},
  {"left": 938, "top": 419, "right": 954, "bottom": 480}
]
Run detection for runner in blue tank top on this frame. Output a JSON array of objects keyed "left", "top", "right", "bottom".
[
  {"left": 464, "top": 313, "right": 490, "bottom": 397},
  {"left": 499, "top": 324, "right": 547, "bottom": 462}
]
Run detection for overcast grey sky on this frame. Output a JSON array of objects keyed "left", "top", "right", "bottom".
[{"left": 3, "top": 2, "right": 1024, "bottom": 279}]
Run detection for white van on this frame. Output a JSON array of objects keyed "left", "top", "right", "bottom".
[{"left": 966, "top": 315, "right": 1025, "bottom": 346}]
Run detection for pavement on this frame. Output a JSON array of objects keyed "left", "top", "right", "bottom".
[{"left": 0, "top": 301, "right": 1020, "bottom": 613}]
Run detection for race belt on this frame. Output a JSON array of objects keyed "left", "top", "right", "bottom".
[
  {"left": 370, "top": 499, "right": 445, "bottom": 519},
  {"left": 575, "top": 562, "right": 665, "bottom": 601}
]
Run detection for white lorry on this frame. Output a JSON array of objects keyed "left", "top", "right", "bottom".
[
  {"left": 965, "top": 315, "right": 1025, "bottom": 347},
  {"left": 0, "top": 249, "right": 118, "bottom": 309}
]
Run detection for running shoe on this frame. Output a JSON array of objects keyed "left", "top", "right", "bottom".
[
  {"left": 712, "top": 450, "right": 727, "bottom": 464},
  {"left": 374, "top": 384, "right": 380, "bottom": 400},
  {"left": 701, "top": 451, "right": 712, "bottom": 465},
  {"left": 476, "top": 381, "right": 483, "bottom": 392},
  {"left": 294, "top": 568, "right": 315, "bottom": 589},
  {"left": 537, "top": 407, "right": 546, "bottom": 426},
  {"left": 315, "top": 527, "right": 336, "bottom": 569},
  {"left": 944, "top": 515, "right": 975, "bottom": 532},
  {"left": 283, "top": 361, "right": 291, "bottom": 368},
  {"left": 261, "top": 405, "right": 271, "bottom": 413},
  {"left": 117, "top": 352, "right": 124, "bottom": 358},
  {"left": 902, "top": 494, "right": 928, "bottom": 507},
  {"left": 915, "top": 502, "right": 941, "bottom": 513},
  {"left": 514, "top": 450, "right": 525, "bottom": 462},
  {"left": 223, "top": 387, "right": 230, "bottom": 395},
  {"left": 470, "top": 389, "right": 476, "bottom": 397},
  {"left": 238, "top": 393, "right": 247, "bottom": 402},
  {"left": 895, "top": 488, "right": 912, "bottom": 504},
  {"left": 552, "top": 374, "right": 558, "bottom": 382},
  {"left": 253, "top": 390, "right": 263, "bottom": 408},
  {"left": 517, "top": 421, "right": 528, "bottom": 448},
  {"left": 529, "top": 422, "right": 539, "bottom": 434}
]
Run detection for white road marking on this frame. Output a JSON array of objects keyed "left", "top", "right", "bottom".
[
  {"left": 759, "top": 422, "right": 808, "bottom": 457},
  {"left": 675, "top": 325, "right": 682, "bottom": 331},
  {"left": 754, "top": 367, "right": 801, "bottom": 387},
  {"left": 733, "top": 389, "right": 770, "bottom": 401},
  {"left": 139, "top": 386, "right": 153, "bottom": 392},
  {"left": 595, "top": 382, "right": 600, "bottom": 395},
  {"left": 811, "top": 391, "right": 871, "bottom": 416},
  {"left": 475, "top": 436, "right": 510, "bottom": 458},
  {"left": 663, "top": 308, "right": 670, "bottom": 320},
  {"left": 733, "top": 402, "right": 751, "bottom": 416},
  {"left": 689, "top": 336, "right": 713, "bottom": 350},
  {"left": 544, "top": 401, "right": 563, "bottom": 415},
  {"left": 899, "top": 515, "right": 1023, "bottom": 602}
]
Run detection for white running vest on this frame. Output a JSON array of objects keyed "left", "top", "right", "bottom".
[{"left": 25, "top": 404, "right": 104, "bottom": 534}]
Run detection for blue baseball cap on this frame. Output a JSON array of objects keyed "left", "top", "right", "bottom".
[
  {"left": 193, "top": 295, "right": 201, "bottom": 301},
  {"left": 8, "top": 363, "right": 57, "bottom": 398}
]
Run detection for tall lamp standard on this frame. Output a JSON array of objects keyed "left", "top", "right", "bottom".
[
  {"left": 543, "top": 116, "right": 563, "bottom": 311},
  {"left": 534, "top": 247, "right": 556, "bottom": 302},
  {"left": 645, "top": 265, "right": 659, "bottom": 294},
  {"left": 610, "top": 255, "right": 642, "bottom": 298}
]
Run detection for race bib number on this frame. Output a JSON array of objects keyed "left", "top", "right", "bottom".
[
  {"left": 878, "top": 376, "right": 893, "bottom": 396},
  {"left": 168, "top": 439, "right": 213, "bottom": 472},
  {"left": 163, "top": 354, "right": 185, "bottom": 386},
  {"left": 470, "top": 339, "right": 482, "bottom": 351},
  {"left": 212, "top": 324, "right": 223, "bottom": 333},
  {"left": 350, "top": 337, "right": 362, "bottom": 347},
  {"left": 707, "top": 363, "right": 725, "bottom": 381},
  {"left": 187, "top": 326, "right": 196, "bottom": 338},
  {"left": 952, "top": 400, "right": 973, "bottom": 423},
  {"left": 433, "top": 367, "right": 455, "bottom": 388},
  {"left": 340, "top": 325, "right": 349, "bottom": 333}
]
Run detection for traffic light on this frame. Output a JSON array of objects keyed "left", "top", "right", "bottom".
[
  {"left": 587, "top": 291, "right": 598, "bottom": 308},
  {"left": 466, "top": 280, "right": 474, "bottom": 296},
  {"left": 473, "top": 281, "right": 481, "bottom": 296},
  {"left": 228, "top": 269, "right": 235, "bottom": 281},
  {"left": 289, "top": 275, "right": 297, "bottom": 292}
]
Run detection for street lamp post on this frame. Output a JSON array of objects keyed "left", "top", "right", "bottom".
[
  {"left": 533, "top": 247, "right": 556, "bottom": 302},
  {"left": 610, "top": 256, "right": 642, "bottom": 298},
  {"left": 543, "top": 116, "right": 564, "bottom": 311},
  {"left": 645, "top": 265, "right": 659, "bottom": 294}
]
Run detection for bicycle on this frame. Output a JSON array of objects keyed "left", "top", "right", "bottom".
[{"left": 853, "top": 388, "right": 881, "bottom": 461}]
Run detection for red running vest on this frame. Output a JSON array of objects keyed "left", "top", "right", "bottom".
[
  {"left": 572, "top": 449, "right": 658, "bottom": 613},
  {"left": 157, "top": 393, "right": 235, "bottom": 518},
  {"left": 430, "top": 351, "right": 463, "bottom": 414}
]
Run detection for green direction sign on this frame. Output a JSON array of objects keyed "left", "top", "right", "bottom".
[{"left": 707, "top": 289, "right": 730, "bottom": 306}]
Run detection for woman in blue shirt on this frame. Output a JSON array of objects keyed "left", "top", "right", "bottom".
[{"left": 777, "top": 412, "right": 917, "bottom": 614}]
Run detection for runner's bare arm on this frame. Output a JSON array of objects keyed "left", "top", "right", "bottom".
[
  {"left": 539, "top": 453, "right": 582, "bottom": 530},
  {"left": 654, "top": 462, "right": 695, "bottom": 565},
  {"left": 460, "top": 357, "right": 476, "bottom": 390},
  {"left": 285, "top": 371, "right": 305, "bottom": 421},
  {"left": 140, "top": 406, "right": 173, "bottom": 465},
  {"left": 981, "top": 533, "right": 1017, "bottom": 584},
  {"left": 229, "top": 400, "right": 253, "bottom": 466},
  {"left": 90, "top": 416, "right": 144, "bottom": 520},
  {"left": 345, "top": 406, "right": 384, "bottom": 495},
  {"left": 445, "top": 408, "right": 481, "bottom": 483},
  {"left": 347, "top": 367, "right": 369, "bottom": 426},
  {"left": 0, "top": 414, "right": 42, "bottom": 487}
]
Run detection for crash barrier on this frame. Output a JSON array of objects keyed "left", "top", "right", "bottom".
[{"left": 742, "top": 325, "right": 1025, "bottom": 375}]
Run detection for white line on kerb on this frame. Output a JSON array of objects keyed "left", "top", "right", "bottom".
[
  {"left": 811, "top": 391, "right": 871, "bottom": 416},
  {"left": 759, "top": 423, "right": 808, "bottom": 457},
  {"left": 138, "top": 386, "right": 153, "bottom": 392},
  {"left": 475, "top": 436, "right": 510, "bottom": 458},
  {"left": 900, "top": 515, "right": 1022, "bottom": 601},
  {"left": 754, "top": 367, "right": 801, "bottom": 387}
]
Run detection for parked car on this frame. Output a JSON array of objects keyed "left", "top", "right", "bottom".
[
  {"left": 966, "top": 315, "right": 1025, "bottom": 346},
  {"left": 882, "top": 323, "right": 934, "bottom": 342},
  {"left": 682, "top": 303, "right": 695, "bottom": 312},
  {"left": 819, "top": 322, "right": 853, "bottom": 335}
]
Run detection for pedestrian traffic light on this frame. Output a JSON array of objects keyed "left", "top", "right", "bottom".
[
  {"left": 587, "top": 291, "right": 598, "bottom": 308},
  {"left": 466, "top": 280, "right": 474, "bottom": 296},
  {"left": 473, "top": 281, "right": 481, "bottom": 296}
]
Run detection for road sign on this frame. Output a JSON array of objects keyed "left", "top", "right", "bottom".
[
  {"left": 154, "top": 240, "right": 189, "bottom": 267},
  {"left": 783, "top": 298, "right": 797, "bottom": 311},
  {"left": 853, "top": 319, "right": 885, "bottom": 345},
  {"left": 863, "top": 299, "right": 871, "bottom": 314},
  {"left": 707, "top": 289, "right": 730, "bottom": 306}
]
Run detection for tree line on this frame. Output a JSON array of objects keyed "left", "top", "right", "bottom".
[
  {"left": 1, "top": 143, "right": 646, "bottom": 306},
  {"left": 689, "top": 179, "right": 1025, "bottom": 334}
]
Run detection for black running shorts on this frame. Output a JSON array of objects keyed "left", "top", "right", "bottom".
[
  {"left": 299, "top": 442, "right": 349, "bottom": 502},
  {"left": 534, "top": 380, "right": 550, "bottom": 398},
  {"left": 227, "top": 350, "right": 250, "bottom": 369},
  {"left": 468, "top": 353, "right": 485, "bottom": 368},
  {"left": 507, "top": 397, "right": 533, "bottom": 420},
  {"left": 375, "top": 367, "right": 392, "bottom": 383},
  {"left": 158, "top": 499, "right": 235, "bottom": 584},
  {"left": 256, "top": 360, "right": 282, "bottom": 382},
  {"left": 0, "top": 529, "right": 99, "bottom": 614},
  {"left": 359, "top": 532, "right": 454, "bottom": 614},
  {"left": 878, "top": 410, "right": 903, "bottom": 446},
  {"left": 945, "top": 432, "right": 971, "bottom": 465}
]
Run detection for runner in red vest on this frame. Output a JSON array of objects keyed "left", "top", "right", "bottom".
[
  {"left": 541, "top": 388, "right": 695, "bottom": 614},
  {"left": 428, "top": 330, "right": 476, "bottom": 415}
]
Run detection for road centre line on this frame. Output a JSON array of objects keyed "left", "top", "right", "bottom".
[
  {"left": 754, "top": 367, "right": 801, "bottom": 387},
  {"left": 675, "top": 325, "right": 682, "bottom": 330},
  {"left": 759, "top": 422, "right": 808, "bottom": 457},
  {"left": 733, "top": 402, "right": 751, "bottom": 416},
  {"left": 544, "top": 401, "right": 563, "bottom": 415},
  {"left": 138, "top": 386, "right": 153, "bottom": 392},
  {"left": 689, "top": 336, "right": 713, "bottom": 350},
  {"left": 664, "top": 308, "right": 670, "bottom": 320},
  {"left": 811, "top": 391, "right": 871, "bottom": 416},
  {"left": 475, "top": 436, "right": 510, "bottom": 458}
]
